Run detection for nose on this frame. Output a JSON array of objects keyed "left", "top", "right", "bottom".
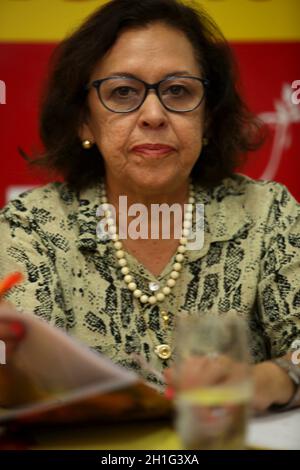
[{"left": 137, "top": 90, "right": 168, "bottom": 129}]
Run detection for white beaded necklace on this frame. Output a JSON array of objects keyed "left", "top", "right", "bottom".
[{"left": 99, "top": 182, "right": 195, "bottom": 306}]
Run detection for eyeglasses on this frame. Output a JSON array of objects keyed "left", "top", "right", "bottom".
[{"left": 85, "top": 75, "right": 209, "bottom": 113}]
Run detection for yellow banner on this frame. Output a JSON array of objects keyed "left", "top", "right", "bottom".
[{"left": 0, "top": 0, "right": 299, "bottom": 42}]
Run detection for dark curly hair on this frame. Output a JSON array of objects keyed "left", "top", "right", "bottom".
[{"left": 35, "top": 0, "right": 265, "bottom": 191}]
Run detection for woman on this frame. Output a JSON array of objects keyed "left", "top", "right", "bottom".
[{"left": 0, "top": 0, "right": 299, "bottom": 412}]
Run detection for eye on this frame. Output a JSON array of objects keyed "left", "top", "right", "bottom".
[
  {"left": 162, "top": 84, "right": 190, "bottom": 98},
  {"left": 169, "top": 85, "right": 186, "bottom": 96},
  {"left": 112, "top": 86, "right": 138, "bottom": 98}
]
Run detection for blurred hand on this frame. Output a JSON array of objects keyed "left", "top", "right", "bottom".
[
  {"left": 0, "top": 304, "right": 26, "bottom": 407},
  {"left": 0, "top": 319, "right": 26, "bottom": 361},
  {"left": 251, "top": 360, "right": 295, "bottom": 412},
  {"left": 165, "top": 355, "right": 247, "bottom": 391},
  {"left": 164, "top": 355, "right": 295, "bottom": 413}
]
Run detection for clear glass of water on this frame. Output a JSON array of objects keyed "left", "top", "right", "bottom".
[{"left": 173, "top": 313, "right": 253, "bottom": 450}]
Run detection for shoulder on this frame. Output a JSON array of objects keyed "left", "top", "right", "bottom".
[
  {"left": 195, "top": 174, "right": 300, "bottom": 241},
  {"left": 212, "top": 174, "right": 300, "bottom": 221},
  {"left": 214, "top": 173, "right": 296, "bottom": 200},
  {"left": 0, "top": 182, "right": 102, "bottom": 251},
  {"left": 0, "top": 182, "right": 78, "bottom": 225}
]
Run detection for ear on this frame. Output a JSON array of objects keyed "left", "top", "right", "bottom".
[
  {"left": 78, "top": 121, "right": 94, "bottom": 143},
  {"left": 78, "top": 102, "right": 96, "bottom": 143}
]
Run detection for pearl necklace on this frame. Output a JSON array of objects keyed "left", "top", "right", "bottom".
[{"left": 99, "top": 182, "right": 195, "bottom": 306}]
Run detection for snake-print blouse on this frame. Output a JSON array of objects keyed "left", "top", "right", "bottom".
[{"left": 0, "top": 174, "right": 300, "bottom": 383}]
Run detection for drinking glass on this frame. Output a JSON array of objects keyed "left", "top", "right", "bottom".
[{"left": 173, "top": 313, "right": 253, "bottom": 450}]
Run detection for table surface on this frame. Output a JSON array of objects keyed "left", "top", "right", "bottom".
[{"left": 1, "top": 409, "right": 299, "bottom": 450}]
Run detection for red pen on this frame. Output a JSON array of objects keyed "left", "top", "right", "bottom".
[{"left": 0, "top": 272, "right": 24, "bottom": 297}]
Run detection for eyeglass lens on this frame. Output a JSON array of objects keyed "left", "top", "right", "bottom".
[{"left": 99, "top": 77, "right": 205, "bottom": 112}]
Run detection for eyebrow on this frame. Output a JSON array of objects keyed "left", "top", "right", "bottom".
[{"left": 106, "top": 70, "right": 193, "bottom": 79}]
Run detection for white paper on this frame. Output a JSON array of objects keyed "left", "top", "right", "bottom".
[
  {"left": 0, "top": 309, "right": 173, "bottom": 427},
  {"left": 0, "top": 309, "right": 137, "bottom": 394},
  {"left": 247, "top": 409, "right": 300, "bottom": 450}
]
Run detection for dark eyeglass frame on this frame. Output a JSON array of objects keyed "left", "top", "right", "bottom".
[{"left": 85, "top": 75, "right": 210, "bottom": 113}]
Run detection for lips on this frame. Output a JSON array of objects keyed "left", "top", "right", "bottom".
[{"left": 131, "top": 144, "right": 175, "bottom": 157}]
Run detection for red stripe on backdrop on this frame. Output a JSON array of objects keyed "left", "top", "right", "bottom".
[
  {"left": 0, "top": 43, "right": 55, "bottom": 206},
  {"left": 233, "top": 42, "right": 300, "bottom": 199},
  {"left": 0, "top": 42, "right": 299, "bottom": 207}
]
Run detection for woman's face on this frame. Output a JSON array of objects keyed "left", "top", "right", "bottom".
[{"left": 81, "top": 22, "right": 206, "bottom": 193}]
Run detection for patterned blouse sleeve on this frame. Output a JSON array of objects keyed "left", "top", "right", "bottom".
[
  {"left": 0, "top": 200, "right": 67, "bottom": 328},
  {"left": 258, "top": 183, "right": 300, "bottom": 358}
]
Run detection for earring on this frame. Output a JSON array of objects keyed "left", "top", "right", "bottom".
[
  {"left": 82, "top": 139, "right": 93, "bottom": 149},
  {"left": 202, "top": 137, "right": 209, "bottom": 146}
]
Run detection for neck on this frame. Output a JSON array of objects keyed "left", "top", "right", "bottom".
[
  {"left": 103, "top": 176, "right": 191, "bottom": 241},
  {"left": 104, "top": 175, "right": 190, "bottom": 210}
]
